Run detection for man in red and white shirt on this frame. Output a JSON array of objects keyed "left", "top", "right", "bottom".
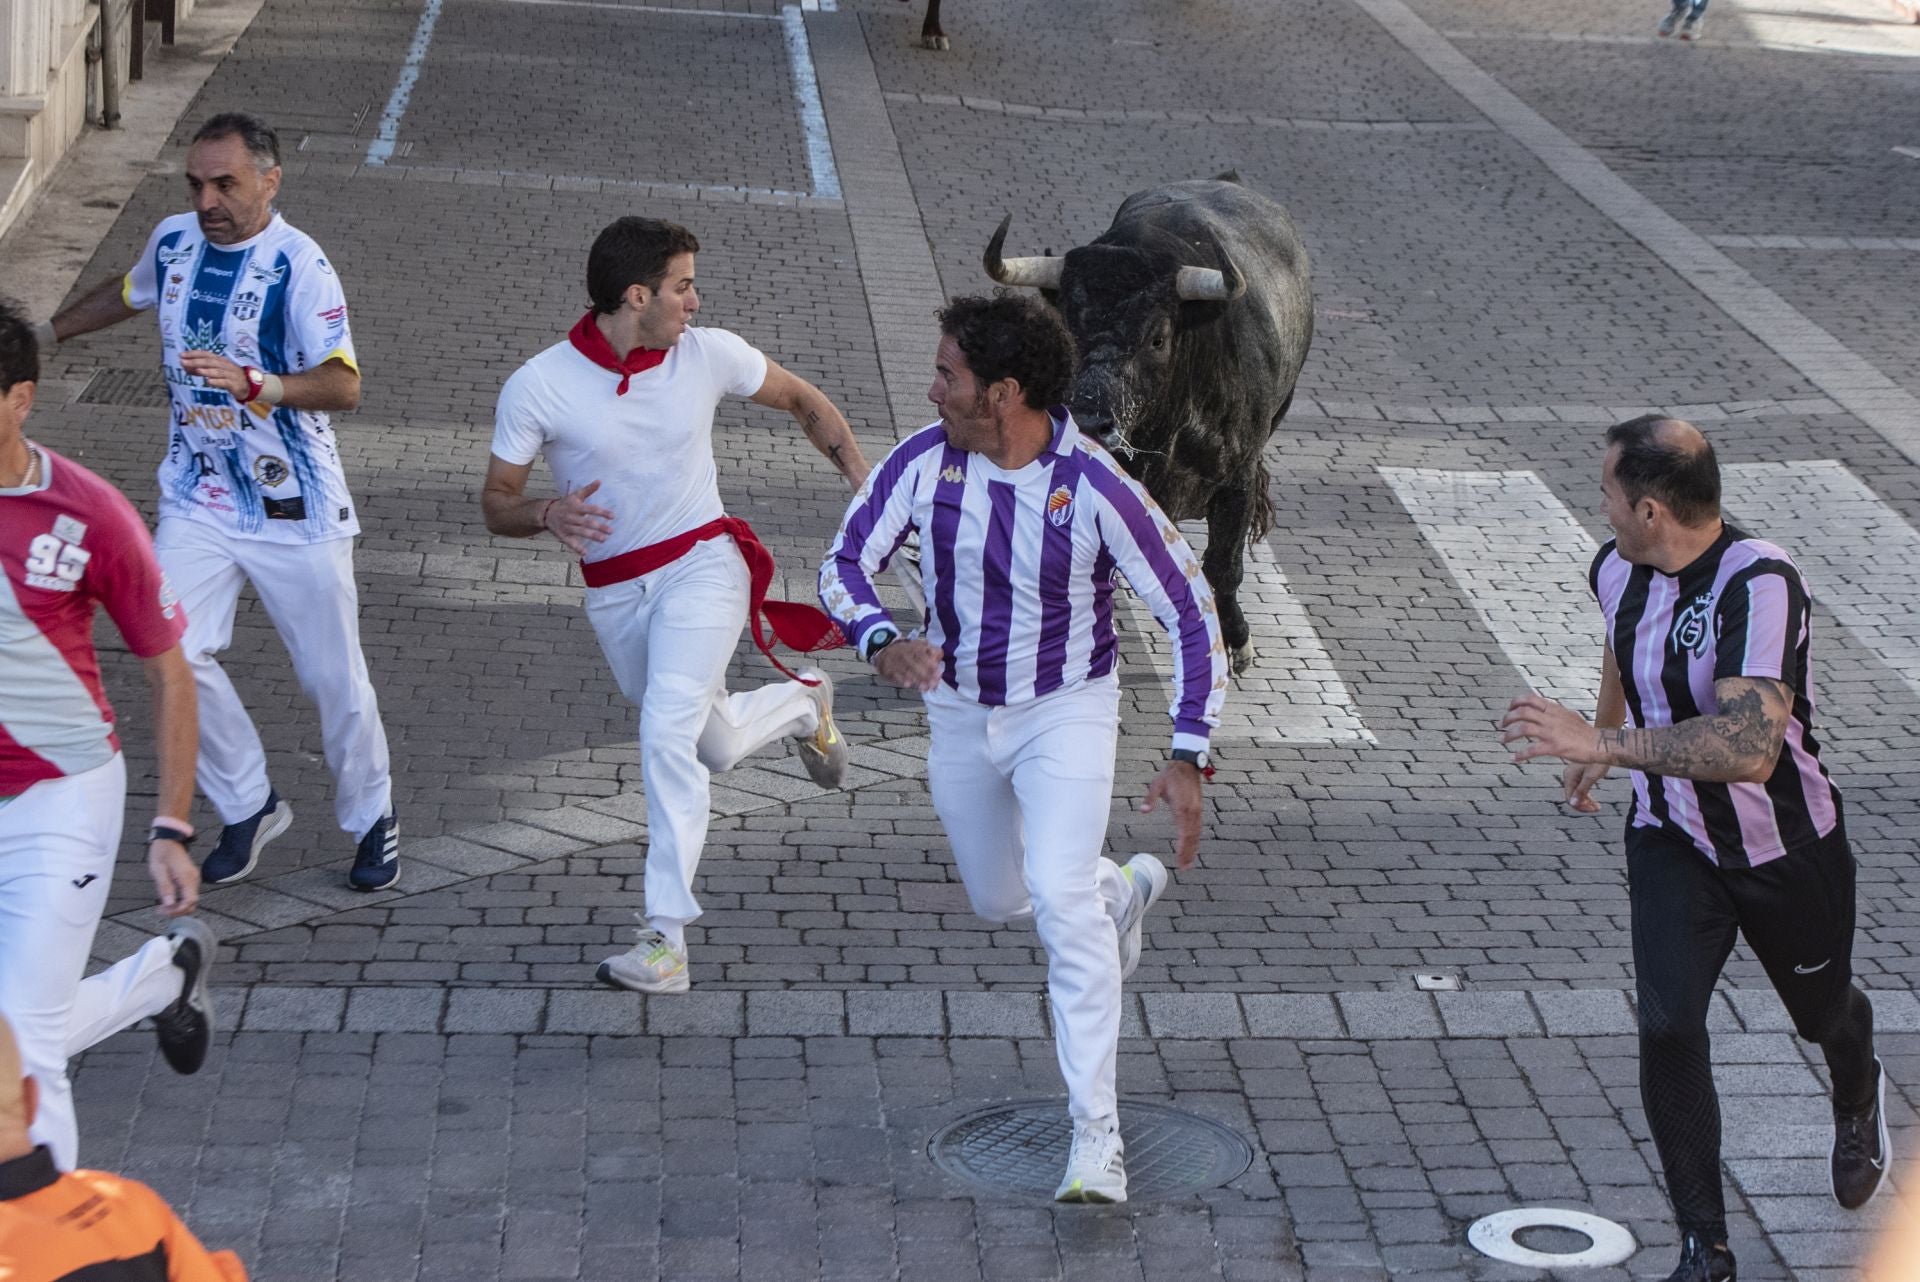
[
  {"left": 481, "top": 217, "right": 870, "bottom": 994},
  {"left": 0, "top": 300, "right": 217, "bottom": 1171}
]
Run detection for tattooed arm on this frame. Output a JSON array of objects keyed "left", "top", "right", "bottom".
[
  {"left": 751, "top": 359, "right": 872, "bottom": 490},
  {"left": 1503, "top": 675, "right": 1793, "bottom": 785}
]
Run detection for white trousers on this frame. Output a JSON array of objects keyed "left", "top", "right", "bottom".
[
  {"left": 156, "top": 517, "right": 393, "bottom": 837},
  {"left": 0, "top": 755, "right": 181, "bottom": 1170},
  {"left": 926, "top": 676, "right": 1131, "bottom": 1121},
  {"left": 586, "top": 539, "right": 817, "bottom": 928}
]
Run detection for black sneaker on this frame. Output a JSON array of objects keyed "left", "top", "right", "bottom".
[
  {"left": 1667, "top": 1233, "right": 1735, "bottom": 1282},
  {"left": 1833, "top": 1056, "right": 1893, "bottom": 1209},
  {"left": 201, "top": 790, "right": 292, "bottom": 885},
  {"left": 153, "top": 917, "right": 216, "bottom": 1074},
  {"left": 348, "top": 812, "right": 400, "bottom": 891}
]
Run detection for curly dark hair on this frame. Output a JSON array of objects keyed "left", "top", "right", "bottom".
[
  {"left": 0, "top": 299, "right": 38, "bottom": 392},
  {"left": 936, "top": 292, "right": 1076, "bottom": 410},
  {"left": 588, "top": 217, "right": 702, "bottom": 314}
]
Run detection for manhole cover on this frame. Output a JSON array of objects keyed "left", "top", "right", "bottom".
[
  {"left": 929, "top": 1099, "right": 1254, "bottom": 1202},
  {"left": 76, "top": 368, "right": 169, "bottom": 408}
]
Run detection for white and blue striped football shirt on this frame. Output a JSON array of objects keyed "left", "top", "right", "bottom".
[
  {"left": 125, "top": 212, "right": 360, "bottom": 544},
  {"left": 820, "top": 410, "right": 1226, "bottom": 751}
]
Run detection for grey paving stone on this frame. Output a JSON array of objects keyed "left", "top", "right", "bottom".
[
  {"left": 1338, "top": 994, "right": 1442, "bottom": 1040},
  {"left": 444, "top": 989, "right": 547, "bottom": 1034},
  {"left": 1533, "top": 990, "right": 1636, "bottom": 1037},
  {"left": 645, "top": 992, "right": 746, "bottom": 1037},
  {"left": 847, "top": 990, "right": 944, "bottom": 1036},
  {"left": 747, "top": 991, "right": 846, "bottom": 1036},
  {"left": 946, "top": 992, "right": 1049, "bottom": 1038},
  {"left": 344, "top": 987, "right": 446, "bottom": 1033},
  {"left": 1142, "top": 993, "right": 1250, "bottom": 1039},
  {"left": 240, "top": 986, "right": 346, "bottom": 1033},
  {"left": 1435, "top": 991, "right": 1542, "bottom": 1038},
  {"left": 545, "top": 990, "right": 642, "bottom": 1035}
]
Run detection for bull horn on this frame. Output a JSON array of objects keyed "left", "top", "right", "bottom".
[
  {"left": 984, "top": 215, "right": 1065, "bottom": 290},
  {"left": 1174, "top": 259, "right": 1246, "bottom": 302}
]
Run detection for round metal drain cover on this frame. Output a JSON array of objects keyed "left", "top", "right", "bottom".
[{"left": 929, "top": 1099, "right": 1254, "bottom": 1202}]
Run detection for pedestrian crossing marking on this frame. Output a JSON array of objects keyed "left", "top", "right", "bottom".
[
  {"left": 1722, "top": 460, "right": 1920, "bottom": 698},
  {"left": 1380, "top": 467, "right": 1602, "bottom": 709}
]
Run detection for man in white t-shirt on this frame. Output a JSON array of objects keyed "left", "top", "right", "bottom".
[
  {"left": 42, "top": 112, "right": 398, "bottom": 893},
  {"left": 482, "top": 216, "right": 870, "bottom": 993}
]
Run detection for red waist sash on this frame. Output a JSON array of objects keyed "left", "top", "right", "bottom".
[{"left": 580, "top": 516, "right": 844, "bottom": 681}]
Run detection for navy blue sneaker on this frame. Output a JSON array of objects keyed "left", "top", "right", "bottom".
[
  {"left": 154, "top": 917, "right": 216, "bottom": 1074},
  {"left": 201, "top": 790, "right": 292, "bottom": 885},
  {"left": 349, "top": 812, "right": 400, "bottom": 891}
]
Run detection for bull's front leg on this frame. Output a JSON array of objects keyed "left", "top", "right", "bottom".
[
  {"left": 1203, "top": 486, "right": 1256, "bottom": 675},
  {"left": 921, "top": 0, "right": 948, "bottom": 49}
]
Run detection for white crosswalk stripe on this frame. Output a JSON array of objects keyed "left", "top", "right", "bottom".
[
  {"left": 1722, "top": 460, "right": 1920, "bottom": 699},
  {"left": 1380, "top": 467, "right": 1602, "bottom": 710},
  {"left": 1115, "top": 533, "right": 1372, "bottom": 744}
]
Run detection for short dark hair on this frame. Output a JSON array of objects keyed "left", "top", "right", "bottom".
[
  {"left": 1606, "top": 414, "right": 1720, "bottom": 526},
  {"left": 936, "top": 292, "right": 1076, "bottom": 410},
  {"left": 193, "top": 112, "right": 281, "bottom": 171},
  {"left": 587, "top": 217, "right": 701, "bottom": 314},
  {"left": 0, "top": 299, "right": 38, "bottom": 393}
]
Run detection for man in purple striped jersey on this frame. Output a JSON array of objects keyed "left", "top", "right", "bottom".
[
  {"left": 820, "top": 293, "right": 1229, "bottom": 1204},
  {"left": 1501, "top": 416, "right": 1886, "bottom": 1282}
]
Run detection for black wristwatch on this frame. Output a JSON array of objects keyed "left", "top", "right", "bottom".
[
  {"left": 148, "top": 823, "right": 194, "bottom": 849},
  {"left": 1171, "top": 748, "right": 1211, "bottom": 773},
  {"left": 863, "top": 626, "right": 901, "bottom": 662}
]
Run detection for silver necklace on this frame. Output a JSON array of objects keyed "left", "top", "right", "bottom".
[{"left": 3, "top": 443, "right": 40, "bottom": 489}]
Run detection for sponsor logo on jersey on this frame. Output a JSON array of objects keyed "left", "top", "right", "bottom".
[
  {"left": 1670, "top": 591, "right": 1715, "bottom": 658},
  {"left": 254, "top": 455, "right": 291, "bottom": 488},
  {"left": 181, "top": 318, "right": 226, "bottom": 355},
  {"left": 159, "top": 572, "right": 180, "bottom": 620},
  {"left": 189, "top": 288, "right": 233, "bottom": 308},
  {"left": 200, "top": 264, "right": 235, "bottom": 279},
  {"left": 1046, "top": 485, "right": 1074, "bottom": 528},
  {"left": 158, "top": 246, "right": 195, "bottom": 268},
  {"left": 246, "top": 260, "right": 287, "bottom": 286},
  {"left": 318, "top": 304, "right": 348, "bottom": 338},
  {"left": 263, "top": 495, "right": 308, "bottom": 521},
  {"left": 940, "top": 465, "right": 966, "bottom": 485}
]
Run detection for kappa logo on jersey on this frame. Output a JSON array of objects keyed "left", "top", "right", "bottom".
[
  {"left": 23, "top": 520, "right": 92, "bottom": 591},
  {"left": 1671, "top": 591, "right": 1715, "bottom": 658},
  {"left": 253, "top": 455, "right": 291, "bottom": 488},
  {"left": 1046, "top": 485, "right": 1074, "bottom": 528},
  {"left": 940, "top": 465, "right": 967, "bottom": 485}
]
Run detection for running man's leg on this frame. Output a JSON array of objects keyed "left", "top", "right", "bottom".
[
  {"left": 153, "top": 518, "right": 266, "bottom": 824},
  {"left": 1735, "top": 823, "right": 1876, "bottom": 1109},
  {"left": 1004, "top": 680, "right": 1126, "bottom": 1123},
  {"left": 926, "top": 693, "right": 1030, "bottom": 924},
  {"left": 242, "top": 537, "right": 393, "bottom": 838},
  {"left": 0, "top": 758, "right": 177, "bottom": 1170},
  {"left": 1628, "top": 826, "right": 1741, "bottom": 1244}
]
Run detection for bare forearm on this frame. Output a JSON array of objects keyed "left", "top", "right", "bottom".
[
  {"left": 1598, "top": 685, "right": 1781, "bottom": 783},
  {"left": 145, "top": 653, "right": 198, "bottom": 820},
  {"left": 794, "top": 391, "right": 869, "bottom": 488},
  {"left": 52, "top": 276, "right": 139, "bottom": 340},
  {"left": 482, "top": 488, "right": 550, "bottom": 539},
  {"left": 271, "top": 364, "right": 360, "bottom": 412}
]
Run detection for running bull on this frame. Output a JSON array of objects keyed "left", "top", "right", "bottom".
[{"left": 983, "top": 174, "right": 1314, "bottom": 675}]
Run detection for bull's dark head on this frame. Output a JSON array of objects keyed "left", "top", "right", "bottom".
[{"left": 984, "top": 215, "right": 1243, "bottom": 458}]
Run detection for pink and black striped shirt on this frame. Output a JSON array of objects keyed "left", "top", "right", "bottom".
[
  {"left": 819, "top": 411, "right": 1226, "bottom": 752},
  {"left": 1591, "top": 525, "right": 1841, "bottom": 868}
]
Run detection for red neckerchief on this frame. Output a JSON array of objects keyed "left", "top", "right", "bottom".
[{"left": 568, "top": 311, "right": 667, "bottom": 395}]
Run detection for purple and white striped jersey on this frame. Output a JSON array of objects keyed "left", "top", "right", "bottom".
[
  {"left": 1591, "top": 525, "right": 1841, "bottom": 869},
  {"left": 820, "top": 411, "right": 1226, "bottom": 752}
]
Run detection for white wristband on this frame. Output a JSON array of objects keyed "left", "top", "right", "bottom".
[
  {"left": 258, "top": 371, "right": 285, "bottom": 404},
  {"left": 32, "top": 320, "right": 57, "bottom": 352}
]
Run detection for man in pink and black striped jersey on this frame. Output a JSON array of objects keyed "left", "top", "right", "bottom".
[
  {"left": 820, "top": 293, "right": 1229, "bottom": 1204},
  {"left": 1501, "top": 416, "right": 1886, "bottom": 1282}
]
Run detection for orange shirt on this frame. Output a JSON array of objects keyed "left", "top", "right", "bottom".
[{"left": 0, "top": 1146, "right": 246, "bottom": 1281}]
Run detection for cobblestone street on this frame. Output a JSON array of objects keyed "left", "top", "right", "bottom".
[{"left": 5, "top": 0, "right": 1920, "bottom": 1274}]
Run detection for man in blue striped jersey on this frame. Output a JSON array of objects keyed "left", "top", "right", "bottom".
[
  {"left": 821, "top": 293, "right": 1229, "bottom": 1203},
  {"left": 42, "top": 112, "right": 399, "bottom": 892}
]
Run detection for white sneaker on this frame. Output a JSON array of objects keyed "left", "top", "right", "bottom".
[
  {"left": 792, "top": 667, "right": 850, "bottom": 789},
  {"left": 1055, "top": 1118, "right": 1127, "bottom": 1203},
  {"left": 596, "top": 929, "right": 689, "bottom": 994},
  {"left": 1114, "top": 854, "right": 1168, "bottom": 981}
]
